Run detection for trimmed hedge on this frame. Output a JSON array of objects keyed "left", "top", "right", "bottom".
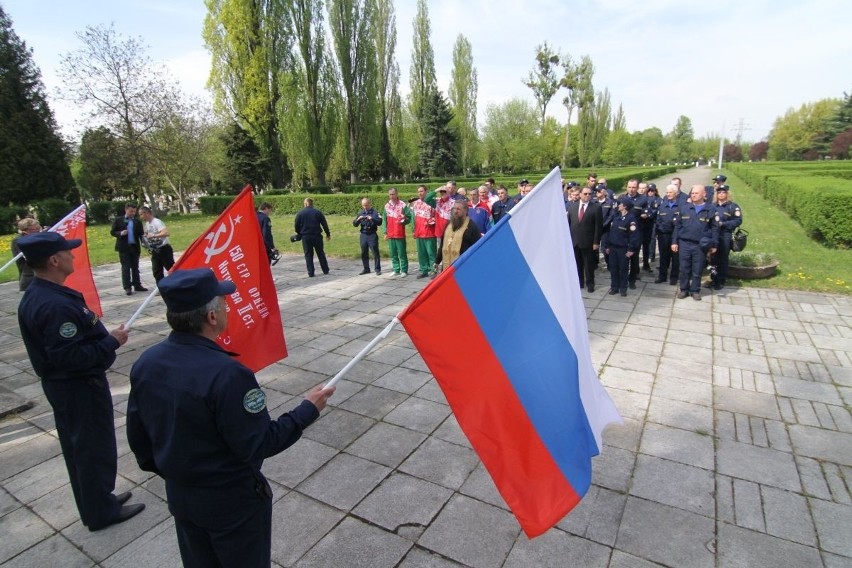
[{"left": 727, "top": 163, "right": 852, "bottom": 248}]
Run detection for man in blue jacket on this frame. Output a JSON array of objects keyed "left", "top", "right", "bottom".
[
  {"left": 673, "top": 185, "right": 719, "bottom": 300},
  {"left": 127, "top": 268, "right": 334, "bottom": 567}
]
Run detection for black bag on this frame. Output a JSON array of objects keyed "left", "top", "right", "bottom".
[{"left": 731, "top": 228, "right": 748, "bottom": 252}]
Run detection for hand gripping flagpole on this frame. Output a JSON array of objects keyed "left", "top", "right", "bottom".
[
  {"left": 0, "top": 205, "right": 87, "bottom": 275},
  {"left": 323, "top": 317, "right": 400, "bottom": 390},
  {"left": 124, "top": 287, "right": 161, "bottom": 330}
]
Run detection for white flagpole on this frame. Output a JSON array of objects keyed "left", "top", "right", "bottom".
[
  {"left": 1, "top": 204, "right": 86, "bottom": 275},
  {"left": 323, "top": 317, "right": 399, "bottom": 390},
  {"left": 124, "top": 287, "right": 161, "bottom": 330}
]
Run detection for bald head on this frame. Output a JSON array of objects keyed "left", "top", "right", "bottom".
[{"left": 690, "top": 185, "right": 706, "bottom": 204}]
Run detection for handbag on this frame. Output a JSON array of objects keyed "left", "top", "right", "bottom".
[{"left": 731, "top": 228, "right": 748, "bottom": 252}]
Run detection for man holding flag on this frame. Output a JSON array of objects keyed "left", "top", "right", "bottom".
[
  {"left": 16, "top": 232, "right": 143, "bottom": 531},
  {"left": 127, "top": 268, "right": 334, "bottom": 567}
]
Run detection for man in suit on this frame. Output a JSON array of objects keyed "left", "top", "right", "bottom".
[
  {"left": 568, "top": 186, "right": 603, "bottom": 293},
  {"left": 110, "top": 203, "right": 148, "bottom": 295}
]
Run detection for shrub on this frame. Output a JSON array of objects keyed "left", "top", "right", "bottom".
[
  {"left": 88, "top": 201, "right": 117, "bottom": 224},
  {"left": 730, "top": 251, "right": 778, "bottom": 267},
  {"left": 0, "top": 207, "right": 22, "bottom": 235},
  {"left": 32, "top": 199, "right": 76, "bottom": 228}
]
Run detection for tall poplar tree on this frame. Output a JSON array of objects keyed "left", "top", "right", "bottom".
[
  {"left": 372, "top": 0, "right": 398, "bottom": 178},
  {"left": 0, "top": 6, "right": 74, "bottom": 206},
  {"left": 523, "top": 42, "right": 561, "bottom": 130},
  {"left": 203, "top": 0, "right": 291, "bottom": 187},
  {"left": 285, "top": 0, "right": 339, "bottom": 186},
  {"left": 559, "top": 54, "right": 594, "bottom": 167},
  {"left": 448, "top": 34, "right": 478, "bottom": 174},
  {"left": 408, "top": 0, "right": 436, "bottom": 125},
  {"left": 577, "top": 88, "right": 611, "bottom": 167},
  {"left": 328, "top": 0, "right": 378, "bottom": 183}
]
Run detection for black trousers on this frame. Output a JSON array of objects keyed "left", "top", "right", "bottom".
[
  {"left": 712, "top": 232, "right": 733, "bottom": 284},
  {"left": 151, "top": 244, "right": 175, "bottom": 283},
  {"left": 574, "top": 246, "right": 596, "bottom": 289},
  {"left": 360, "top": 232, "right": 381, "bottom": 272},
  {"left": 641, "top": 223, "right": 654, "bottom": 266},
  {"left": 118, "top": 245, "right": 142, "bottom": 289},
  {"left": 609, "top": 246, "right": 630, "bottom": 292},
  {"left": 167, "top": 475, "right": 273, "bottom": 568},
  {"left": 656, "top": 232, "right": 679, "bottom": 281},
  {"left": 678, "top": 240, "right": 705, "bottom": 293},
  {"left": 301, "top": 234, "right": 329, "bottom": 276},
  {"left": 42, "top": 376, "right": 121, "bottom": 529}
]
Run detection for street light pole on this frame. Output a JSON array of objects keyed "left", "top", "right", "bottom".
[{"left": 718, "top": 121, "right": 725, "bottom": 170}]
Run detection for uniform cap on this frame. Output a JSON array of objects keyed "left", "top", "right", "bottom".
[
  {"left": 647, "top": 183, "right": 657, "bottom": 191},
  {"left": 158, "top": 268, "right": 236, "bottom": 313},
  {"left": 717, "top": 184, "right": 730, "bottom": 192},
  {"left": 17, "top": 232, "right": 81, "bottom": 262},
  {"left": 566, "top": 181, "right": 579, "bottom": 188},
  {"left": 519, "top": 178, "right": 529, "bottom": 186},
  {"left": 712, "top": 175, "right": 727, "bottom": 182}
]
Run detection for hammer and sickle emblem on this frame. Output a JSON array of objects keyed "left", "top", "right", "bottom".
[{"left": 203, "top": 215, "right": 238, "bottom": 263}]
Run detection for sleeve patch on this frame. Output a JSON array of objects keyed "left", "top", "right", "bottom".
[
  {"left": 243, "top": 388, "right": 267, "bottom": 414},
  {"left": 59, "top": 322, "right": 78, "bottom": 338}
]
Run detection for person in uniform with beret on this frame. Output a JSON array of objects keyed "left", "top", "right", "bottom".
[
  {"left": 706, "top": 174, "right": 727, "bottom": 204},
  {"left": 710, "top": 184, "right": 743, "bottom": 290},
  {"left": 16, "top": 232, "right": 142, "bottom": 531},
  {"left": 605, "top": 198, "right": 641, "bottom": 296},
  {"left": 127, "top": 268, "right": 334, "bottom": 567}
]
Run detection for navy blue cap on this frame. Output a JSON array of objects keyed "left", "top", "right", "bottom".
[
  {"left": 17, "top": 232, "right": 81, "bottom": 262},
  {"left": 519, "top": 178, "right": 529, "bottom": 186},
  {"left": 647, "top": 183, "right": 657, "bottom": 191},
  {"left": 158, "top": 268, "right": 237, "bottom": 313},
  {"left": 566, "top": 181, "right": 579, "bottom": 188},
  {"left": 596, "top": 183, "right": 608, "bottom": 190},
  {"left": 717, "top": 184, "right": 730, "bottom": 192},
  {"left": 713, "top": 175, "right": 727, "bottom": 182}
]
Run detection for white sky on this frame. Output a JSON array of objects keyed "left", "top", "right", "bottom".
[{"left": 4, "top": 0, "right": 851, "bottom": 143}]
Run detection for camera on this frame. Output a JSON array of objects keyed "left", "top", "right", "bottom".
[
  {"left": 709, "top": 265, "right": 718, "bottom": 279},
  {"left": 289, "top": 233, "right": 302, "bottom": 243},
  {"left": 270, "top": 249, "right": 281, "bottom": 266}
]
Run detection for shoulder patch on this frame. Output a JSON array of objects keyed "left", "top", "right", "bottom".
[
  {"left": 59, "top": 322, "right": 78, "bottom": 338},
  {"left": 243, "top": 388, "right": 267, "bottom": 414},
  {"left": 734, "top": 209, "right": 741, "bottom": 217},
  {"left": 629, "top": 223, "right": 637, "bottom": 231}
]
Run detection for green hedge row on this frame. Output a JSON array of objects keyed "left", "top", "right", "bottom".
[
  {"left": 727, "top": 163, "right": 852, "bottom": 247},
  {"left": 199, "top": 166, "right": 681, "bottom": 217}
]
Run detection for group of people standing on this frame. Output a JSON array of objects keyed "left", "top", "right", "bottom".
[{"left": 566, "top": 173, "right": 743, "bottom": 300}]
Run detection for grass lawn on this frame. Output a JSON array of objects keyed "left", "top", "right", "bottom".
[
  {"left": 3, "top": 181, "right": 851, "bottom": 295},
  {"left": 719, "top": 170, "right": 852, "bottom": 295}
]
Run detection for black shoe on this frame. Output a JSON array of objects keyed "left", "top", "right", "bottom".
[
  {"left": 713, "top": 283, "right": 723, "bottom": 290},
  {"left": 654, "top": 278, "right": 665, "bottom": 284},
  {"left": 692, "top": 293, "right": 702, "bottom": 301},
  {"left": 125, "top": 289, "right": 132, "bottom": 296},
  {"left": 677, "top": 291, "right": 688, "bottom": 299},
  {"left": 587, "top": 285, "right": 595, "bottom": 293},
  {"left": 116, "top": 491, "right": 132, "bottom": 505},
  {"left": 416, "top": 273, "right": 428, "bottom": 279},
  {"left": 643, "top": 265, "right": 652, "bottom": 272},
  {"left": 134, "top": 286, "right": 149, "bottom": 292},
  {"left": 628, "top": 282, "right": 636, "bottom": 290},
  {"left": 375, "top": 270, "right": 381, "bottom": 275},
  {"left": 608, "top": 289, "right": 618, "bottom": 295},
  {"left": 322, "top": 271, "right": 329, "bottom": 275},
  {"left": 669, "top": 280, "right": 678, "bottom": 286},
  {"left": 620, "top": 290, "right": 627, "bottom": 296},
  {"left": 89, "top": 503, "right": 146, "bottom": 532},
  {"left": 359, "top": 269, "right": 370, "bottom": 275},
  {"left": 308, "top": 274, "right": 315, "bottom": 278}
]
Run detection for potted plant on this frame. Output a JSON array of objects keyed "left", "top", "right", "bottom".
[{"left": 727, "top": 251, "right": 779, "bottom": 279}]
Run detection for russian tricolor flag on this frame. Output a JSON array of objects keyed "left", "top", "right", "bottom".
[{"left": 398, "top": 166, "right": 621, "bottom": 538}]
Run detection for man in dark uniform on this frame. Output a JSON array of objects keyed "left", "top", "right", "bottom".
[
  {"left": 16, "top": 232, "right": 143, "bottom": 531},
  {"left": 605, "top": 198, "right": 640, "bottom": 296},
  {"left": 256, "top": 202, "right": 277, "bottom": 264},
  {"left": 655, "top": 184, "right": 681, "bottom": 284},
  {"left": 706, "top": 174, "right": 726, "bottom": 204},
  {"left": 595, "top": 184, "right": 616, "bottom": 271},
  {"left": 127, "top": 268, "right": 335, "bottom": 567},
  {"left": 491, "top": 186, "right": 513, "bottom": 225},
  {"left": 110, "top": 202, "right": 148, "bottom": 295},
  {"left": 673, "top": 185, "right": 719, "bottom": 300},
  {"left": 353, "top": 196, "right": 382, "bottom": 275},
  {"left": 618, "top": 179, "right": 649, "bottom": 289},
  {"left": 710, "top": 185, "right": 743, "bottom": 290},
  {"left": 294, "top": 198, "right": 331, "bottom": 277}
]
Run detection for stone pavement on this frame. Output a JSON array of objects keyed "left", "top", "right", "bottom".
[{"left": 1, "top": 172, "right": 851, "bottom": 567}]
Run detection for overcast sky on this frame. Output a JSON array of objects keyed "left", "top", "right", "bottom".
[{"left": 4, "top": 0, "right": 850, "bottom": 143}]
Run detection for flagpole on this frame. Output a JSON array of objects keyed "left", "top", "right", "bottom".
[
  {"left": 124, "top": 287, "right": 161, "bottom": 330},
  {"left": 0, "top": 204, "right": 86, "bottom": 275},
  {"left": 323, "top": 317, "right": 399, "bottom": 390}
]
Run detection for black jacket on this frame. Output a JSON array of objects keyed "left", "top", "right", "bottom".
[{"left": 110, "top": 215, "right": 144, "bottom": 252}]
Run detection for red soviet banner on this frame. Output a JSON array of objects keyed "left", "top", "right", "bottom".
[
  {"left": 52, "top": 205, "right": 103, "bottom": 317},
  {"left": 172, "top": 186, "right": 287, "bottom": 371}
]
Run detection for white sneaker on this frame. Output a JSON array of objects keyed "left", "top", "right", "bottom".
[{"left": 399, "top": 272, "right": 407, "bottom": 278}]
